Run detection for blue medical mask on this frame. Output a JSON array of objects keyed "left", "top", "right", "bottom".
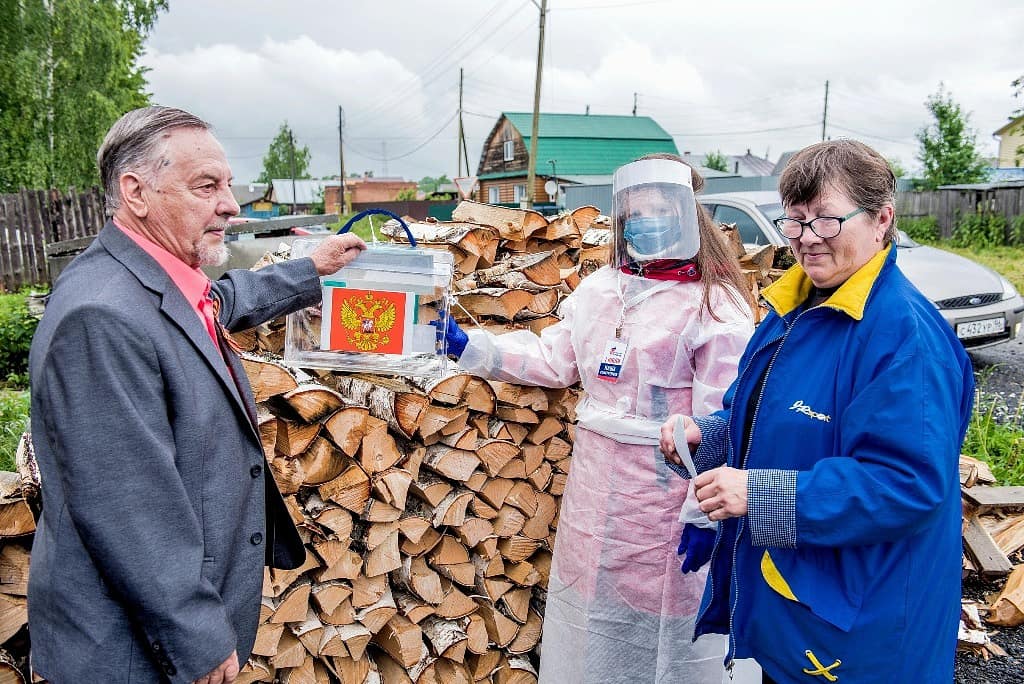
[{"left": 623, "top": 216, "right": 677, "bottom": 255}]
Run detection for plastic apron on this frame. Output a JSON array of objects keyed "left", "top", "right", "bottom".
[{"left": 458, "top": 267, "right": 753, "bottom": 683}]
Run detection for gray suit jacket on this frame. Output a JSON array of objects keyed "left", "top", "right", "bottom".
[{"left": 28, "top": 223, "right": 315, "bottom": 682}]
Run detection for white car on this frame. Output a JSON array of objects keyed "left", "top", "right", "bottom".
[{"left": 699, "top": 191, "right": 1024, "bottom": 350}]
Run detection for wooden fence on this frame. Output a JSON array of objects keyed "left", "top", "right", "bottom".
[
  {"left": 896, "top": 186, "right": 1024, "bottom": 239},
  {"left": 0, "top": 187, "right": 105, "bottom": 291}
]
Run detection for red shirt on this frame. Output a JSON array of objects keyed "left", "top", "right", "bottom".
[{"left": 115, "top": 222, "right": 220, "bottom": 350}]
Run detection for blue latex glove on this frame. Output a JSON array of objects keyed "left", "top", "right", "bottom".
[
  {"left": 429, "top": 315, "right": 468, "bottom": 358},
  {"left": 677, "top": 524, "right": 716, "bottom": 574}
]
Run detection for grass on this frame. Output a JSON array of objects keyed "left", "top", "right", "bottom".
[
  {"left": 0, "top": 389, "right": 29, "bottom": 472},
  {"left": 330, "top": 213, "right": 397, "bottom": 243},
  {"left": 914, "top": 240, "right": 1024, "bottom": 484},
  {"left": 962, "top": 395, "right": 1024, "bottom": 485}
]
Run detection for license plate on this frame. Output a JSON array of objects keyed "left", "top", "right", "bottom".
[{"left": 956, "top": 316, "right": 1005, "bottom": 339}]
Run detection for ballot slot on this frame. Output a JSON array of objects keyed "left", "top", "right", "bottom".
[{"left": 285, "top": 239, "right": 455, "bottom": 378}]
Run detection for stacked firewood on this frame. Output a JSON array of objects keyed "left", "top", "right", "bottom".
[
  {"left": 379, "top": 201, "right": 600, "bottom": 337},
  {"left": 0, "top": 439, "right": 40, "bottom": 682},
  {"left": 232, "top": 354, "right": 577, "bottom": 683},
  {"left": 957, "top": 455, "right": 1024, "bottom": 660},
  {"left": 223, "top": 202, "right": 598, "bottom": 682}
]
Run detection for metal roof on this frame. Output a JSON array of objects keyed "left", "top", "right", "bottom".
[
  {"left": 502, "top": 112, "right": 675, "bottom": 140},
  {"left": 993, "top": 115, "right": 1024, "bottom": 137},
  {"left": 496, "top": 113, "right": 679, "bottom": 177},
  {"left": 269, "top": 179, "right": 340, "bottom": 205},
  {"left": 734, "top": 152, "right": 777, "bottom": 177},
  {"left": 231, "top": 183, "right": 268, "bottom": 206}
]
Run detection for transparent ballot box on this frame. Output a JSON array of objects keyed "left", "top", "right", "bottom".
[{"left": 285, "top": 238, "right": 455, "bottom": 377}]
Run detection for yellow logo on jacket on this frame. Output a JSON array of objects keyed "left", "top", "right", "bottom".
[{"left": 803, "top": 650, "right": 841, "bottom": 680}]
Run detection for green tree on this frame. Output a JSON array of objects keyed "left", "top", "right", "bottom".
[
  {"left": 394, "top": 187, "right": 418, "bottom": 201},
  {"left": 308, "top": 187, "right": 325, "bottom": 214},
  {"left": 257, "top": 122, "right": 312, "bottom": 183},
  {"left": 417, "top": 174, "right": 450, "bottom": 193},
  {"left": 887, "top": 157, "right": 907, "bottom": 179},
  {"left": 703, "top": 150, "right": 729, "bottom": 173},
  {"left": 0, "top": 0, "right": 166, "bottom": 192},
  {"left": 916, "top": 84, "right": 988, "bottom": 190}
]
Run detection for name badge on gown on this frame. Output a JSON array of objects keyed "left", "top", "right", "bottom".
[{"left": 597, "top": 338, "right": 629, "bottom": 382}]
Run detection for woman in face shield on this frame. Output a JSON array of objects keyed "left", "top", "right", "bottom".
[{"left": 439, "top": 154, "right": 754, "bottom": 683}]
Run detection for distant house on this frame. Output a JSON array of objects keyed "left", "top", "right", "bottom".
[
  {"left": 772, "top": 151, "right": 797, "bottom": 176},
  {"left": 322, "top": 175, "right": 418, "bottom": 214},
  {"left": 993, "top": 116, "right": 1024, "bottom": 168},
  {"left": 676, "top": 150, "right": 775, "bottom": 178},
  {"left": 476, "top": 112, "right": 679, "bottom": 208},
  {"left": 231, "top": 183, "right": 273, "bottom": 218},
  {"left": 270, "top": 179, "right": 340, "bottom": 214}
]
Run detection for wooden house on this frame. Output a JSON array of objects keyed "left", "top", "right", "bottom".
[
  {"left": 994, "top": 115, "right": 1024, "bottom": 168},
  {"left": 476, "top": 112, "right": 678, "bottom": 208}
]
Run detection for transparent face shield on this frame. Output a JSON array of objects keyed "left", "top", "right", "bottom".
[{"left": 612, "top": 159, "right": 700, "bottom": 268}]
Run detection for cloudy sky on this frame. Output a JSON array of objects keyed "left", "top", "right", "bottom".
[{"left": 141, "top": 0, "right": 1023, "bottom": 184}]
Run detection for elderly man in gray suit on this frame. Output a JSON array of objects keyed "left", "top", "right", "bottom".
[{"left": 28, "top": 106, "right": 366, "bottom": 683}]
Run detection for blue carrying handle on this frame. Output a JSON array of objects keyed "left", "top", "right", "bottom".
[{"left": 337, "top": 209, "right": 417, "bottom": 248}]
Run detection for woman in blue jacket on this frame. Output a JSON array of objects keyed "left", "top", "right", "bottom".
[{"left": 660, "top": 139, "right": 975, "bottom": 683}]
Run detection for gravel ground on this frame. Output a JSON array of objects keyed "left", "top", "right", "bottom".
[
  {"left": 969, "top": 335, "right": 1024, "bottom": 422},
  {"left": 956, "top": 570, "right": 1024, "bottom": 684},
  {"left": 954, "top": 339, "right": 1024, "bottom": 684}
]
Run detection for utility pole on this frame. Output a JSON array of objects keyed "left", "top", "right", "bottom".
[
  {"left": 338, "top": 106, "right": 347, "bottom": 214},
  {"left": 525, "top": 0, "right": 547, "bottom": 209},
  {"left": 458, "top": 68, "right": 470, "bottom": 177},
  {"left": 382, "top": 141, "right": 388, "bottom": 177},
  {"left": 633, "top": 92, "right": 637, "bottom": 116},
  {"left": 288, "top": 128, "right": 297, "bottom": 215},
  {"left": 822, "top": 80, "right": 830, "bottom": 142}
]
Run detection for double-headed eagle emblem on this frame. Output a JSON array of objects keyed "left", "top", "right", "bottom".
[{"left": 339, "top": 292, "right": 398, "bottom": 351}]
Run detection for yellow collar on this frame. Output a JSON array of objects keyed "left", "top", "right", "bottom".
[{"left": 762, "top": 244, "right": 893, "bottom": 321}]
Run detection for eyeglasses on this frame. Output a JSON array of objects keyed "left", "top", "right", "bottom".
[{"left": 773, "top": 207, "right": 866, "bottom": 239}]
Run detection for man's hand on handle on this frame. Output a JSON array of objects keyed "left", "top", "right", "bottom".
[{"left": 309, "top": 234, "right": 367, "bottom": 275}]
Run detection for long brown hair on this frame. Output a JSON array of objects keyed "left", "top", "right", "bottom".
[{"left": 633, "top": 153, "right": 754, "bottom": 320}]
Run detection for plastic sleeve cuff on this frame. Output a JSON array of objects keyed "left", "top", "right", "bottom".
[
  {"left": 747, "top": 468, "right": 798, "bottom": 548},
  {"left": 456, "top": 330, "right": 495, "bottom": 376},
  {"left": 692, "top": 415, "right": 728, "bottom": 473}
]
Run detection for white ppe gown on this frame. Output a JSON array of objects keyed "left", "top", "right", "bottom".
[{"left": 458, "top": 267, "right": 753, "bottom": 683}]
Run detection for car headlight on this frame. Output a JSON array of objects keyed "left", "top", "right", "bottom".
[{"left": 999, "top": 275, "right": 1020, "bottom": 301}]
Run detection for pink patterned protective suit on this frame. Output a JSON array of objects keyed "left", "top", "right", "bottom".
[{"left": 457, "top": 266, "right": 753, "bottom": 683}]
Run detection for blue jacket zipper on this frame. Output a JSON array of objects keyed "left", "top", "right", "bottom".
[{"left": 708, "top": 307, "right": 811, "bottom": 673}]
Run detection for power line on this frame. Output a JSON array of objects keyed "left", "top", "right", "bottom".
[
  {"left": 555, "top": 0, "right": 675, "bottom": 10},
  {"left": 344, "top": 2, "right": 507, "bottom": 126},
  {"left": 347, "top": 2, "right": 529, "bottom": 127},
  {"left": 828, "top": 123, "right": 918, "bottom": 147},
  {"left": 344, "top": 112, "right": 458, "bottom": 162},
  {"left": 671, "top": 122, "right": 820, "bottom": 137},
  {"left": 464, "top": 15, "right": 537, "bottom": 77}
]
